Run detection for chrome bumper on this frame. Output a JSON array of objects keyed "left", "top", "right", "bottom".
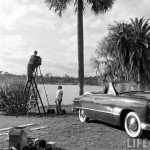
[{"left": 141, "top": 123, "right": 150, "bottom": 130}]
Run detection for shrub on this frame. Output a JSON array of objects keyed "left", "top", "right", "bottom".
[{"left": 0, "top": 77, "right": 30, "bottom": 115}]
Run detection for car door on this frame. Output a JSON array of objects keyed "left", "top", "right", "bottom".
[
  {"left": 94, "top": 94, "right": 116, "bottom": 124},
  {"left": 82, "top": 94, "right": 115, "bottom": 124}
]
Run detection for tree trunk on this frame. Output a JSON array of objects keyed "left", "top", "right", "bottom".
[
  {"left": 138, "top": 66, "right": 142, "bottom": 90},
  {"left": 77, "top": 0, "right": 84, "bottom": 95},
  {"left": 138, "top": 69, "right": 140, "bottom": 81}
]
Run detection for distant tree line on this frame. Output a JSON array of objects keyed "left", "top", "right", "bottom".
[
  {"left": 0, "top": 71, "right": 99, "bottom": 86},
  {"left": 38, "top": 74, "right": 99, "bottom": 85}
]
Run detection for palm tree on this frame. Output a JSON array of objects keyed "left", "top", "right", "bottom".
[
  {"left": 130, "top": 18, "right": 150, "bottom": 83},
  {"left": 92, "top": 18, "right": 150, "bottom": 87},
  {"left": 91, "top": 35, "right": 127, "bottom": 83},
  {"left": 45, "top": 0, "right": 116, "bottom": 95},
  {"left": 106, "top": 18, "right": 150, "bottom": 84},
  {"left": 108, "top": 22, "right": 135, "bottom": 80}
]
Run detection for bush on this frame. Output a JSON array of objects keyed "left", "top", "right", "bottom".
[{"left": 0, "top": 77, "right": 30, "bottom": 115}]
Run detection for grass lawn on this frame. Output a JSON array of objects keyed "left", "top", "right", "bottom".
[{"left": 0, "top": 105, "right": 138, "bottom": 150}]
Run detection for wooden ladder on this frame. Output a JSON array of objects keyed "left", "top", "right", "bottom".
[{"left": 23, "top": 76, "right": 47, "bottom": 116}]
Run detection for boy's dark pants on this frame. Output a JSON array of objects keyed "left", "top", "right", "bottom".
[{"left": 55, "top": 99, "right": 62, "bottom": 114}]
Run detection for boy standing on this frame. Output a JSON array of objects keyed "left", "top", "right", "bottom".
[{"left": 55, "top": 85, "right": 63, "bottom": 115}]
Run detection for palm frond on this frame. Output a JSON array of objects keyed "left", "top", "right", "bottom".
[
  {"left": 86, "top": 0, "right": 116, "bottom": 14},
  {"left": 45, "top": 0, "right": 73, "bottom": 16},
  {"left": 142, "top": 19, "right": 149, "bottom": 32},
  {"left": 139, "top": 18, "right": 144, "bottom": 31},
  {"left": 144, "top": 26, "right": 150, "bottom": 36}
]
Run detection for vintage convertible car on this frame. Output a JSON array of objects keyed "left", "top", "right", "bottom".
[{"left": 73, "top": 81, "right": 150, "bottom": 138}]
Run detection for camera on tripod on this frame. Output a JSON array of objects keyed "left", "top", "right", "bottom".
[{"left": 33, "top": 56, "right": 42, "bottom": 68}]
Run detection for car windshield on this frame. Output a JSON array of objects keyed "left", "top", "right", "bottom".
[{"left": 114, "top": 82, "right": 150, "bottom": 94}]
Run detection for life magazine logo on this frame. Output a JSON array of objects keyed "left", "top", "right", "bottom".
[{"left": 127, "top": 138, "right": 150, "bottom": 149}]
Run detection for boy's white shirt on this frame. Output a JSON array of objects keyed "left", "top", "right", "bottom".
[{"left": 56, "top": 89, "right": 63, "bottom": 99}]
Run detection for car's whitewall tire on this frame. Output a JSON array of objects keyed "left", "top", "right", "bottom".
[
  {"left": 124, "top": 112, "right": 143, "bottom": 138},
  {"left": 79, "top": 109, "right": 89, "bottom": 122}
]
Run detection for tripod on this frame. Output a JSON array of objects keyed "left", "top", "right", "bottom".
[{"left": 23, "top": 67, "right": 47, "bottom": 116}]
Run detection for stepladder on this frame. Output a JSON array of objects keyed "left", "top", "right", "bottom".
[{"left": 23, "top": 76, "right": 47, "bottom": 116}]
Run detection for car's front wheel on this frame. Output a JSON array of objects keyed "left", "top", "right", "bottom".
[
  {"left": 79, "top": 109, "right": 89, "bottom": 122},
  {"left": 124, "top": 112, "right": 143, "bottom": 138}
]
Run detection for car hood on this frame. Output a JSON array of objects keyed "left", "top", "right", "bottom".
[
  {"left": 74, "top": 92, "right": 150, "bottom": 102},
  {"left": 120, "top": 92, "right": 150, "bottom": 100}
]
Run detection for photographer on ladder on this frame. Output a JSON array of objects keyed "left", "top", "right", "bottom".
[
  {"left": 24, "top": 51, "right": 47, "bottom": 116},
  {"left": 27, "top": 51, "right": 42, "bottom": 81}
]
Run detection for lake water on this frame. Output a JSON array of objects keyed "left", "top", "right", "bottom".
[{"left": 38, "top": 84, "right": 102, "bottom": 106}]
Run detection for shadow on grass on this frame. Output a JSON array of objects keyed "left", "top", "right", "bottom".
[
  {"left": 63, "top": 111, "right": 77, "bottom": 116},
  {"left": 89, "top": 120, "right": 150, "bottom": 140},
  {"left": 140, "top": 130, "right": 150, "bottom": 139},
  {"left": 88, "top": 119, "right": 124, "bottom": 131},
  {"left": 55, "top": 148, "right": 66, "bottom": 150},
  {"left": 25, "top": 110, "right": 77, "bottom": 118}
]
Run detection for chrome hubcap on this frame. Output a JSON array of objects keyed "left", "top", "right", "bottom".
[
  {"left": 127, "top": 116, "right": 138, "bottom": 132},
  {"left": 80, "top": 110, "right": 86, "bottom": 119}
]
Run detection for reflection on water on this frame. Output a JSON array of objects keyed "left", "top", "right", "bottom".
[{"left": 38, "top": 84, "right": 102, "bottom": 105}]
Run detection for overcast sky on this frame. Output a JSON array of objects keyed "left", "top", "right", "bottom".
[{"left": 0, "top": 0, "right": 150, "bottom": 77}]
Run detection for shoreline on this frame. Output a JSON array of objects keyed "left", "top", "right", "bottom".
[{"left": 38, "top": 83, "right": 100, "bottom": 86}]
